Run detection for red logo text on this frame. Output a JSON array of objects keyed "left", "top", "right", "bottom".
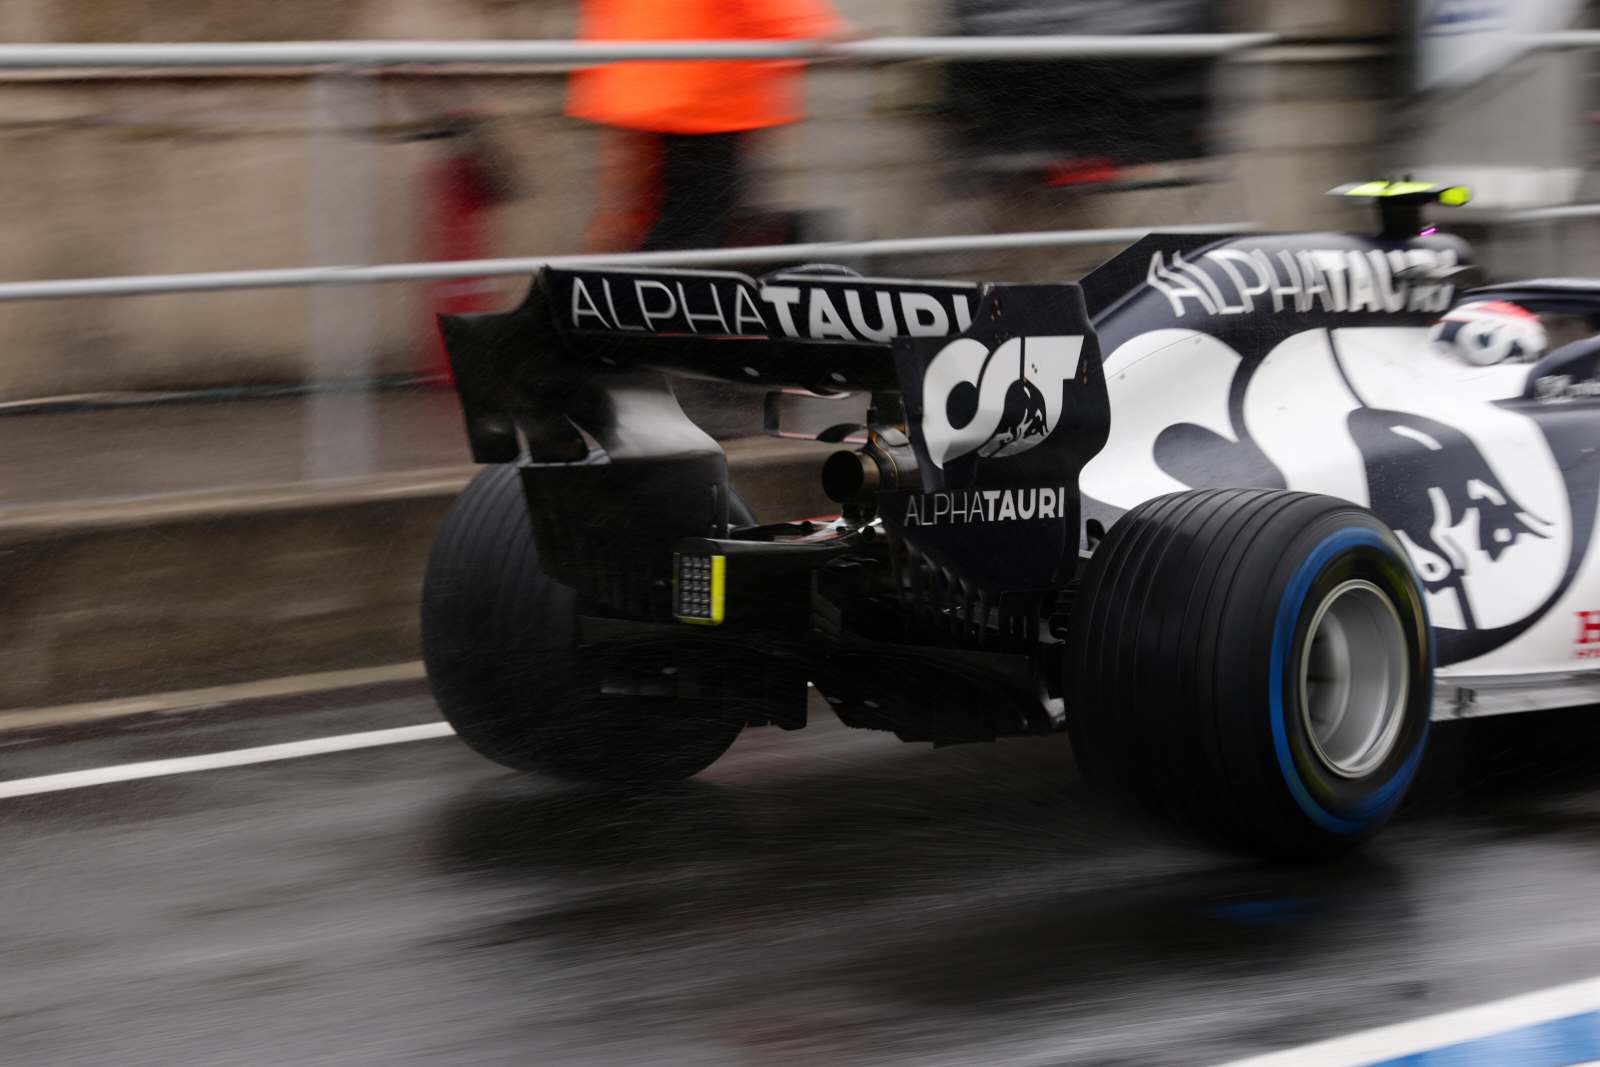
[{"left": 1577, "top": 612, "right": 1600, "bottom": 658}]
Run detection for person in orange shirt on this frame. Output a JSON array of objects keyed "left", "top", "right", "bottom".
[{"left": 569, "top": 0, "right": 845, "bottom": 252}]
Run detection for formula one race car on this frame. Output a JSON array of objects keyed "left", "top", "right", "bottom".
[{"left": 422, "top": 183, "right": 1600, "bottom": 858}]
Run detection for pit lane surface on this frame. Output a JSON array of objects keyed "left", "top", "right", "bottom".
[{"left": 3, "top": 686, "right": 1600, "bottom": 1066}]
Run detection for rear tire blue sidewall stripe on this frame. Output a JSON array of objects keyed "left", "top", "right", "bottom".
[{"left": 1269, "top": 527, "right": 1431, "bottom": 836}]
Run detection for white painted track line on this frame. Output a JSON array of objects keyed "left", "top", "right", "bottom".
[
  {"left": 0, "top": 722, "right": 457, "bottom": 800},
  {"left": 0, "top": 661, "right": 427, "bottom": 734},
  {"left": 1217, "top": 975, "right": 1600, "bottom": 1066}
]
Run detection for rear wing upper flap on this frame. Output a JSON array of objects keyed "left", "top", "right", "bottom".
[{"left": 546, "top": 265, "right": 984, "bottom": 350}]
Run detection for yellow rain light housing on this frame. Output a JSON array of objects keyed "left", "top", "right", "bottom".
[{"left": 674, "top": 552, "right": 726, "bottom": 626}]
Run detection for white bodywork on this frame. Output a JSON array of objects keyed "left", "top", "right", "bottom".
[{"left": 1081, "top": 325, "right": 1600, "bottom": 719}]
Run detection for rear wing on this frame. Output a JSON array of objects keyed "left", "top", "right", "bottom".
[{"left": 439, "top": 266, "right": 987, "bottom": 463}]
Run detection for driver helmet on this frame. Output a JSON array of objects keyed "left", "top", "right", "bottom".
[{"left": 1428, "top": 300, "right": 1547, "bottom": 367}]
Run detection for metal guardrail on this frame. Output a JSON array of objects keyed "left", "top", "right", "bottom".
[
  {"left": 1507, "top": 203, "right": 1600, "bottom": 223},
  {"left": 0, "top": 34, "right": 1283, "bottom": 303},
  {"left": 0, "top": 32, "right": 1275, "bottom": 478},
  {"left": 0, "top": 36, "right": 1279, "bottom": 70},
  {"left": 0, "top": 225, "right": 1257, "bottom": 303},
  {"left": 1527, "top": 31, "right": 1600, "bottom": 51}
]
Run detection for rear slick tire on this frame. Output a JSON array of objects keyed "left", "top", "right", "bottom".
[
  {"left": 1067, "top": 489, "right": 1433, "bottom": 860},
  {"left": 421, "top": 464, "right": 749, "bottom": 783}
]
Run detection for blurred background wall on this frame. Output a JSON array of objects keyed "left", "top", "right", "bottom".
[{"left": 0, "top": 0, "right": 1589, "bottom": 401}]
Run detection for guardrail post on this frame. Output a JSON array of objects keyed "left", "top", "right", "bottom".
[
  {"left": 1223, "top": 5, "right": 1399, "bottom": 232},
  {"left": 305, "top": 68, "right": 379, "bottom": 483}
]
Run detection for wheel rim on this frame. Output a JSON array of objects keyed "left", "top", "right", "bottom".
[{"left": 1298, "top": 579, "right": 1409, "bottom": 779}]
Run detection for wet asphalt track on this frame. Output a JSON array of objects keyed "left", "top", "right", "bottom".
[{"left": 3, "top": 685, "right": 1600, "bottom": 1066}]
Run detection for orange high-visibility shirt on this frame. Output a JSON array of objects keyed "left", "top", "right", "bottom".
[{"left": 567, "top": 0, "right": 841, "bottom": 134}]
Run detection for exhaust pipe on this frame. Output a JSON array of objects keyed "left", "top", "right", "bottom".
[{"left": 822, "top": 429, "right": 920, "bottom": 505}]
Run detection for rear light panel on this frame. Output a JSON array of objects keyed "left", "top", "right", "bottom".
[{"left": 673, "top": 553, "right": 725, "bottom": 625}]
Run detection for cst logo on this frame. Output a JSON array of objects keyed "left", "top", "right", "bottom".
[{"left": 921, "top": 335, "right": 1084, "bottom": 469}]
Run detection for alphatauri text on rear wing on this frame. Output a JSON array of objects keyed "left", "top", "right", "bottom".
[{"left": 554, "top": 267, "right": 982, "bottom": 344}]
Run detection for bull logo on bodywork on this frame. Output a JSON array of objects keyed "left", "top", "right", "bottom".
[
  {"left": 981, "top": 376, "right": 1052, "bottom": 459},
  {"left": 1081, "top": 326, "right": 1587, "bottom": 663},
  {"left": 1350, "top": 409, "right": 1557, "bottom": 631}
]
